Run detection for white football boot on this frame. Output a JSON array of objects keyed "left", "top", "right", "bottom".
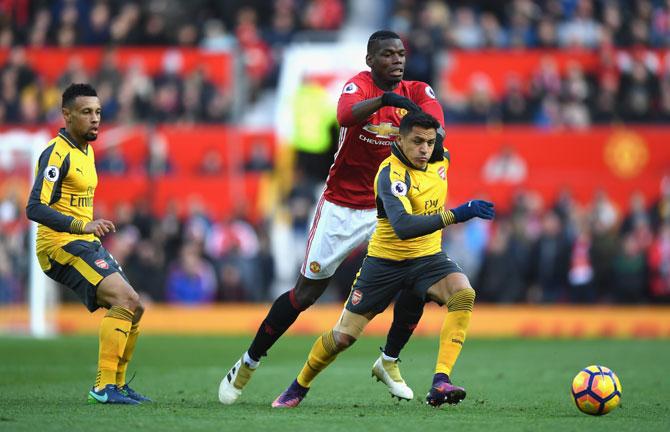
[
  {"left": 219, "top": 357, "right": 256, "bottom": 405},
  {"left": 371, "top": 355, "right": 414, "bottom": 401}
]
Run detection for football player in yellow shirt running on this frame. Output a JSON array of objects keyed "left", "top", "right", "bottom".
[{"left": 271, "top": 111, "right": 494, "bottom": 408}]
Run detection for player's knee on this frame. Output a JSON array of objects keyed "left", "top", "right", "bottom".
[
  {"left": 110, "top": 288, "right": 141, "bottom": 312},
  {"left": 294, "top": 280, "right": 328, "bottom": 309},
  {"left": 332, "top": 331, "right": 357, "bottom": 351},
  {"left": 446, "top": 287, "right": 476, "bottom": 312}
]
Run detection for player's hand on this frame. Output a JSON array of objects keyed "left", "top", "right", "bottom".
[
  {"left": 428, "top": 132, "right": 445, "bottom": 163},
  {"left": 84, "top": 219, "right": 116, "bottom": 237},
  {"left": 450, "top": 200, "right": 495, "bottom": 223},
  {"left": 381, "top": 92, "right": 421, "bottom": 112}
]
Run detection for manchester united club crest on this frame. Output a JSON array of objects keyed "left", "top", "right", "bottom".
[
  {"left": 94, "top": 259, "right": 109, "bottom": 270},
  {"left": 309, "top": 261, "right": 321, "bottom": 273},
  {"left": 395, "top": 108, "right": 408, "bottom": 118},
  {"left": 438, "top": 166, "right": 446, "bottom": 180},
  {"left": 351, "top": 289, "right": 363, "bottom": 305}
]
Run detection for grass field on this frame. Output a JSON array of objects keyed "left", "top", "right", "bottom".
[{"left": 1, "top": 335, "right": 668, "bottom": 432}]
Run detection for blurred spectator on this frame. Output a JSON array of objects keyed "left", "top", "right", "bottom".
[
  {"left": 528, "top": 210, "right": 572, "bottom": 303},
  {"left": 567, "top": 219, "right": 596, "bottom": 303},
  {"left": 500, "top": 74, "right": 532, "bottom": 123},
  {"left": 235, "top": 7, "right": 273, "bottom": 99},
  {"left": 557, "top": 0, "right": 601, "bottom": 48},
  {"left": 82, "top": 1, "right": 111, "bottom": 45},
  {"left": 302, "top": 0, "right": 345, "bottom": 31},
  {"left": 218, "top": 261, "right": 247, "bottom": 301},
  {"left": 477, "top": 220, "right": 526, "bottom": 303},
  {"left": 611, "top": 233, "right": 648, "bottom": 303},
  {"left": 201, "top": 19, "right": 237, "bottom": 52},
  {"left": 619, "top": 59, "right": 659, "bottom": 122},
  {"left": 621, "top": 191, "right": 651, "bottom": 235},
  {"left": 450, "top": 7, "right": 483, "bottom": 49},
  {"left": 146, "top": 128, "right": 173, "bottom": 176},
  {"left": 648, "top": 222, "right": 670, "bottom": 302},
  {"left": 650, "top": 175, "right": 670, "bottom": 231},
  {"left": 97, "top": 145, "right": 127, "bottom": 175},
  {"left": 244, "top": 140, "right": 274, "bottom": 173},
  {"left": 589, "top": 190, "right": 620, "bottom": 299},
  {"left": 461, "top": 73, "right": 499, "bottom": 124},
  {"left": 124, "top": 239, "right": 166, "bottom": 302},
  {"left": 0, "top": 243, "right": 21, "bottom": 303},
  {"left": 166, "top": 242, "right": 217, "bottom": 304}
]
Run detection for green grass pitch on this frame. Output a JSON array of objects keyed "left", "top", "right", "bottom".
[{"left": 1, "top": 335, "right": 668, "bottom": 431}]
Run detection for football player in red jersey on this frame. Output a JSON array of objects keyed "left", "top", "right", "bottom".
[{"left": 219, "top": 30, "right": 446, "bottom": 405}]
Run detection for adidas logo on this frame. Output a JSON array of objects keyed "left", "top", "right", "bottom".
[{"left": 226, "top": 365, "right": 237, "bottom": 383}]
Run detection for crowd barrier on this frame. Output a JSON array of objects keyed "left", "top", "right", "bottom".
[{"left": 1, "top": 304, "right": 669, "bottom": 338}]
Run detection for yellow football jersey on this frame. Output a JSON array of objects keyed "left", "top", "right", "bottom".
[
  {"left": 368, "top": 145, "right": 450, "bottom": 260},
  {"left": 28, "top": 129, "right": 98, "bottom": 256}
]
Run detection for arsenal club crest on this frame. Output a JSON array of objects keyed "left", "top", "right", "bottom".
[
  {"left": 351, "top": 289, "right": 363, "bottom": 305},
  {"left": 95, "top": 259, "right": 109, "bottom": 270}
]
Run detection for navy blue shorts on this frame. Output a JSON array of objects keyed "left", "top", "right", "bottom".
[
  {"left": 345, "top": 252, "right": 463, "bottom": 315},
  {"left": 41, "top": 240, "right": 127, "bottom": 312}
]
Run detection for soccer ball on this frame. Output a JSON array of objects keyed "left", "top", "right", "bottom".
[{"left": 571, "top": 365, "right": 622, "bottom": 415}]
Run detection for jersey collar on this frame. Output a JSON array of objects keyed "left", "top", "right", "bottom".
[
  {"left": 391, "top": 142, "right": 426, "bottom": 171},
  {"left": 58, "top": 128, "right": 88, "bottom": 154}
]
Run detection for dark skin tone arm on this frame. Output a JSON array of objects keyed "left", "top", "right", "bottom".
[{"left": 350, "top": 96, "right": 384, "bottom": 123}]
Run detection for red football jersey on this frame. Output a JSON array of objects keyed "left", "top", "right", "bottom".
[{"left": 324, "top": 71, "right": 445, "bottom": 209}]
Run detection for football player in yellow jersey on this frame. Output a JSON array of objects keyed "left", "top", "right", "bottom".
[
  {"left": 272, "top": 111, "right": 495, "bottom": 408},
  {"left": 26, "top": 84, "right": 150, "bottom": 405}
]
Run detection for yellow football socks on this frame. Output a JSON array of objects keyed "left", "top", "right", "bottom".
[
  {"left": 435, "top": 288, "right": 476, "bottom": 376},
  {"left": 95, "top": 306, "right": 133, "bottom": 390},
  {"left": 116, "top": 322, "right": 140, "bottom": 387},
  {"left": 297, "top": 330, "right": 339, "bottom": 388}
]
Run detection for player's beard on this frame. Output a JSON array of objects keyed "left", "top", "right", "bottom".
[{"left": 84, "top": 132, "right": 98, "bottom": 141}]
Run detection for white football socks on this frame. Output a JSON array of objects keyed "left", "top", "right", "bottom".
[{"left": 243, "top": 351, "right": 260, "bottom": 369}]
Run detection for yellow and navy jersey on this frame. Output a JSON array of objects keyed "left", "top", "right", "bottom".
[
  {"left": 367, "top": 143, "right": 450, "bottom": 260},
  {"left": 26, "top": 128, "right": 98, "bottom": 254}
]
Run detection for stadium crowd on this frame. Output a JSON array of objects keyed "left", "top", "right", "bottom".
[
  {"left": 393, "top": 0, "right": 670, "bottom": 126},
  {"left": 1, "top": 0, "right": 669, "bottom": 305},
  {"left": 2, "top": 172, "right": 669, "bottom": 305},
  {"left": 2, "top": 0, "right": 670, "bottom": 125}
]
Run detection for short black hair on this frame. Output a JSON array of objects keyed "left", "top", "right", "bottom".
[
  {"left": 367, "top": 30, "right": 401, "bottom": 54},
  {"left": 62, "top": 83, "right": 97, "bottom": 108},
  {"left": 399, "top": 111, "right": 440, "bottom": 136}
]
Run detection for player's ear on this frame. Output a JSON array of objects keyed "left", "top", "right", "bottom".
[
  {"left": 365, "top": 53, "right": 373, "bottom": 68},
  {"left": 62, "top": 106, "right": 70, "bottom": 123}
]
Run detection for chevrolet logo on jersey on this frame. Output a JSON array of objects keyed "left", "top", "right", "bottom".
[{"left": 363, "top": 122, "right": 399, "bottom": 138}]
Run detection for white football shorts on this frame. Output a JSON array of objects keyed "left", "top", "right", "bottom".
[{"left": 300, "top": 197, "right": 377, "bottom": 280}]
